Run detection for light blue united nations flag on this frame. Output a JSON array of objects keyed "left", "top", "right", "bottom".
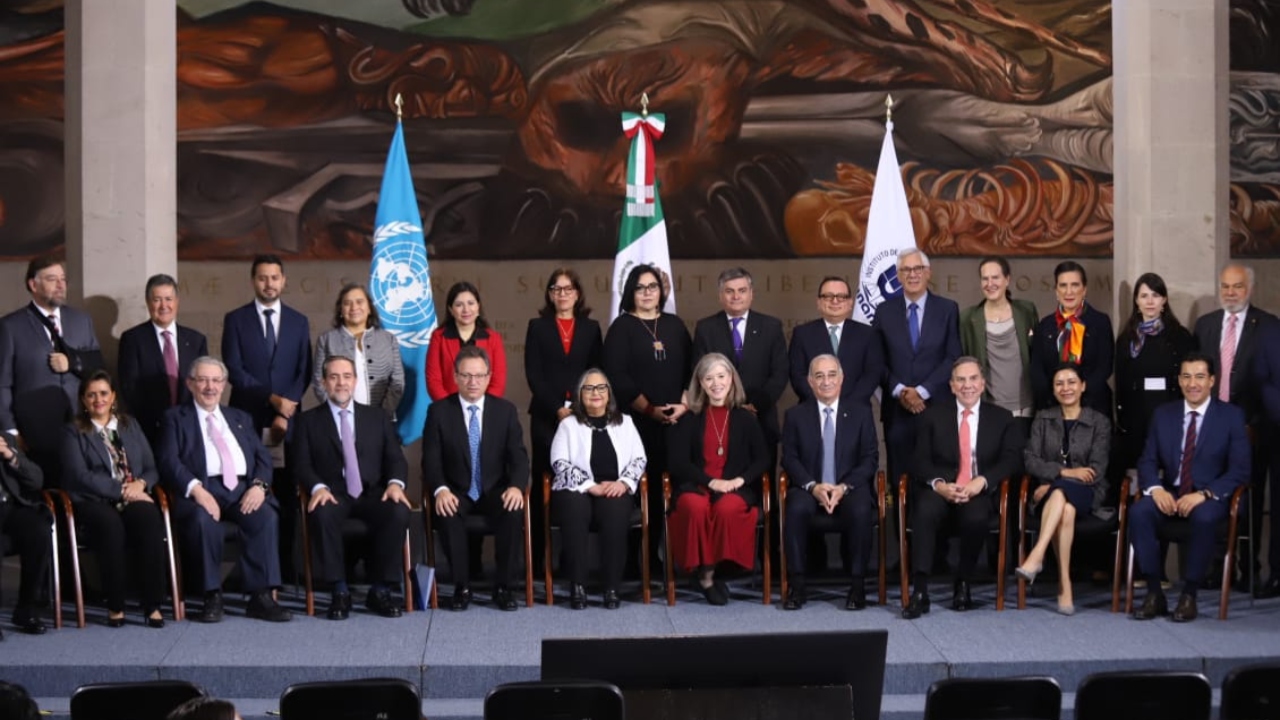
[{"left": 371, "top": 119, "right": 436, "bottom": 445}]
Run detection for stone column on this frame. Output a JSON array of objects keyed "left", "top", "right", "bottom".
[
  {"left": 1112, "top": 0, "right": 1230, "bottom": 324},
  {"left": 64, "top": 0, "right": 176, "bottom": 352}
]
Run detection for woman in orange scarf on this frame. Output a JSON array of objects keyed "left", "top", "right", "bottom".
[{"left": 1029, "top": 261, "right": 1115, "bottom": 417}]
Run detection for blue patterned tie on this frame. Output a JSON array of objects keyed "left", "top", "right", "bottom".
[
  {"left": 822, "top": 407, "right": 836, "bottom": 485},
  {"left": 730, "top": 317, "right": 744, "bottom": 361},
  {"left": 263, "top": 308, "right": 277, "bottom": 359},
  {"left": 467, "top": 405, "right": 481, "bottom": 501},
  {"left": 908, "top": 302, "right": 920, "bottom": 351}
]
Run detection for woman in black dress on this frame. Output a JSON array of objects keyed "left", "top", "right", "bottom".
[
  {"left": 524, "top": 268, "right": 603, "bottom": 565},
  {"left": 604, "top": 264, "right": 692, "bottom": 531},
  {"left": 1114, "top": 272, "right": 1195, "bottom": 471}
]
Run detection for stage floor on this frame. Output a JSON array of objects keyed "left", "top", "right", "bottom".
[{"left": 5, "top": 578, "right": 1280, "bottom": 720}]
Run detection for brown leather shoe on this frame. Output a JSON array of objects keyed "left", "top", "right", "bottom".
[
  {"left": 1132, "top": 592, "right": 1168, "bottom": 620},
  {"left": 1171, "top": 593, "right": 1198, "bottom": 623}
]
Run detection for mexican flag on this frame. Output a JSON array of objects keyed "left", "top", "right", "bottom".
[{"left": 611, "top": 110, "right": 675, "bottom": 321}]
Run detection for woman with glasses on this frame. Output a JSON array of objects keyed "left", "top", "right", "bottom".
[
  {"left": 604, "top": 264, "right": 692, "bottom": 522},
  {"left": 524, "top": 268, "right": 603, "bottom": 568},
  {"left": 549, "top": 369, "right": 646, "bottom": 609},
  {"left": 1114, "top": 273, "right": 1194, "bottom": 472},
  {"left": 426, "top": 281, "right": 507, "bottom": 401},
  {"left": 1016, "top": 363, "right": 1111, "bottom": 615},
  {"left": 1030, "top": 261, "right": 1114, "bottom": 416},
  {"left": 959, "top": 257, "right": 1038, "bottom": 426},
  {"left": 60, "top": 370, "right": 168, "bottom": 627},
  {"left": 312, "top": 283, "right": 404, "bottom": 414},
  {"left": 667, "top": 353, "right": 768, "bottom": 605}
]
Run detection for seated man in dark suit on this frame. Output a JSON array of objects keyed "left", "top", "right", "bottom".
[
  {"left": 781, "top": 354, "right": 879, "bottom": 611},
  {"left": 292, "top": 355, "right": 412, "bottom": 620},
  {"left": 1131, "top": 353, "right": 1250, "bottom": 622},
  {"left": 117, "top": 274, "right": 209, "bottom": 447},
  {"left": 422, "top": 345, "right": 530, "bottom": 611},
  {"left": 904, "top": 356, "right": 1023, "bottom": 619},
  {"left": 157, "top": 356, "right": 290, "bottom": 623},
  {"left": 0, "top": 434, "right": 52, "bottom": 637}
]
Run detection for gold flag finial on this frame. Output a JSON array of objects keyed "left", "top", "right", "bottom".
[
  {"left": 885, "top": 93, "right": 893, "bottom": 123},
  {"left": 394, "top": 93, "right": 404, "bottom": 120},
  {"left": 640, "top": 92, "right": 650, "bottom": 117}
]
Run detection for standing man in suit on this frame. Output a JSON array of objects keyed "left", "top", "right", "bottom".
[
  {"left": 789, "top": 276, "right": 883, "bottom": 408},
  {"left": 423, "top": 346, "right": 530, "bottom": 612},
  {"left": 1131, "top": 354, "right": 1250, "bottom": 622},
  {"left": 694, "top": 268, "right": 789, "bottom": 472},
  {"left": 903, "top": 357, "right": 1023, "bottom": 618},
  {"left": 158, "top": 357, "right": 291, "bottom": 623},
  {"left": 292, "top": 355, "right": 411, "bottom": 620},
  {"left": 0, "top": 434, "right": 53, "bottom": 636},
  {"left": 780, "top": 354, "right": 879, "bottom": 611},
  {"left": 118, "top": 274, "right": 209, "bottom": 447},
  {"left": 873, "top": 250, "right": 962, "bottom": 494},
  {"left": 1195, "top": 264, "right": 1277, "bottom": 593},
  {"left": 222, "top": 254, "right": 311, "bottom": 580},
  {"left": 0, "top": 255, "right": 104, "bottom": 479}
]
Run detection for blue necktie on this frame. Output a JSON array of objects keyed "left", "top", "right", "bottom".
[
  {"left": 467, "top": 404, "right": 481, "bottom": 501},
  {"left": 730, "top": 317, "right": 744, "bottom": 362},
  {"left": 822, "top": 407, "right": 835, "bottom": 485},
  {"left": 908, "top": 302, "right": 920, "bottom": 351},
  {"left": 263, "top": 308, "right": 277, "bottom": 359}
]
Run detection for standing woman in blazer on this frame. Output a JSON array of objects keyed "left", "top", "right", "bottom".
[
  {"left": 959, "top": 257, "right": 1038, "bottom": 427},
  {"left": 1114, "top": 273, "right": 1195, "bottom": 471},
  {"left": 59, "top": 370, "right": 167, "bottom": 628},
  {"left": 1030, "top": 261, "right": 1114, "bottom": 416},
  {"left": 312, "top": 283, "right": 405, "bottom": 414},
  {"left": 524, "top": 268, "right": 603, "bottom": 565},
  {"left": 667, "top": 353, "right": 768, "bottom": 605},
  {"left": 426, "top": 281, "right": 507, "bottom": 400}
]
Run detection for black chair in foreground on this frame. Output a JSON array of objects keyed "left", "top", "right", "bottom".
[
  {"left": 1221, "top": 662, "right": 1280, "bottom": 720},
  {"left": 1074, "top": 670, "right": 1211, "bottom": 720},
  {"left": 924, "top": 676, "right": 1062, "bottom": 720},
  {"left": 69, "top": 680, "right": 205, "bottom": 720},
  {"left": 279, "top": 678, "right": 421, "bottom": 720}
]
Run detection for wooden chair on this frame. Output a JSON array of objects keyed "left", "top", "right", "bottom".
[
  {"left": 1075, "top": 670, "right": 1211, "bottom": 720},
  {"left": 297, "top": 487, "right": 413, "bottom": 616},
  {"left": 541, "top": 472, "right": 650, "bottom": 605},
  {"left": 778, "top": 470, "right": 887, "bottom": 606},
  {"left": 1014, "top": 474, "right": 1131, "bottom": 610},
  {"left": 0, "top": 495, "right": 61, "bottom": 627},
  {"left": 661, "top": 472, "right": 772, "bottom": 606},
  {"left": 924, "top": 676, "right": 1062, "bottom": 720},
  {"left": 1119, "top": 484, "right": 1248, "bottom": 620},
  {"left": 421, "top": 483, "right": 533, "bottom": 609},
  {"left": 897, "top": 473, "right": 1011, "bottom": 610}
]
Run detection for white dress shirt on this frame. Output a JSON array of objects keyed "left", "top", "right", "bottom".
[{"left": 186, "top": 405, "right": 249, "bottom": 496}]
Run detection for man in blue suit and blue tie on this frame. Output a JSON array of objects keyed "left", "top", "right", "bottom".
[
  {"left": 872, "top": 249, "right": 962, "bottom": 493},
  {"left": 781, "top": 354, "right": 879, "bottom": 611},
  {"left": 222, "top": 255, "right": 311, "bottom": 579},
  {"left": 1131, "top": 353, "right": 1249, "bottom": 622},
  {"left": 158, "top": 357, "right": 291, "bottom": 623}
]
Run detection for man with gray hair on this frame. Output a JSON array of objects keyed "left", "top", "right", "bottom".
[
  {"left": 158, "top": 356, "right": 290, "bottom": 623},
  {"left": 118, "top": 273, "right": 209, "bottom": 445}
]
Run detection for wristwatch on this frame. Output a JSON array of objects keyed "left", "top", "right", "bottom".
[
  {"left": 1200, "top": 489, "right": 1217, "bottom": 501},
  {"left": 252, "top": 479, "right": 270, "bottom": 492}
]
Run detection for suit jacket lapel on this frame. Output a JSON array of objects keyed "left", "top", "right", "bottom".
[
  {"left": 184, "top": 407, "right": 208, "bottom": 479},
  {"left": 87, "top": 426, "right": 113, "bottom": 470}
]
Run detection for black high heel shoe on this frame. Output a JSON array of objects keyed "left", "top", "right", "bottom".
[{"left": 106, "top": 614, "right": 126, "bottom": 628}]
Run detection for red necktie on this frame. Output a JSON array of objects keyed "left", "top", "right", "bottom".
[
  {"left": 1178, "top": 410, "right": 1198, "bottom": 496},
  {"left": 957, "top": 409, "right": 973, "bottom": 487},
  {"left": 162, "top": 330, "right": 179, "bottom": 406},
  {"left": 1219, "top": 315, "right": 1238, "bottom": 402}
]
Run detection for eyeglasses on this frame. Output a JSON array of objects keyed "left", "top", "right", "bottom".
[
  {"left": 191, "top": 376, "right": 226, "bottom": 386},
  {"left": 548, "top": 285, "right": 577, "bottom": 295},
  {"left": 819, "top": 293, "right": 851, "bottom": 302},
  {"left": 635, "top": 282, "right": 661, "bottom": 294},
  {"left": 456, "top": 372, "right": 491, "bottom": 382},
  {"left": 899, "top": 265, "right": 928, "bottom": 276},
  {"left": 581, "top": 384, "right": 610, "bottom": 394},
  {"left": 810, "top": 372, "right": 841, "bottom": 382}
]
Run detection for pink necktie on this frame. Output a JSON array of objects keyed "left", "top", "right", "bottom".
[
  {"left": 162, "top": 330, "right": 179, "bottom": 406},
  {"left": 206, "top": 414, "right": 239, "bottom": 491},
  {"left": 956, "top": 409, "right": 973, "bottom": 487},
  {"left": 1219, "top": 314, "right": 1238, "bottom": 402},
  {"left": 340, "top": 409, "right": 363, "bottom": 498}
]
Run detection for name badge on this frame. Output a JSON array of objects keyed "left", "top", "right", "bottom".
[{"left": 1144, "top": 377, "right": 1167, "bottom": 391}]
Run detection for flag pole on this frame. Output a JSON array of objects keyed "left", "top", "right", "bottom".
[
  {"left": 885, "top": 93, "right": 893, "bottom": 123},
  {"left": 394, "top": 93, "right": 403, "bottom": 120},
  {"left": 640, "top": 92, "right": 649, "bottom": 117}
]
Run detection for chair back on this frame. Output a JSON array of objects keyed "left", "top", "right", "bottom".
[
  {"left": 279, "top": 678, "right": 421, "bottom": 720},
  {"left": 1075, "top": 670, "right": 1211, "bottom": 720},
  {"left": 1221, "top": 662, "right": 1280, "bottom": 720},
  {"left": 924, "top": 676, "right": 1061, "bottom": 720},
  {"left": 69, "top": 680, "right": 205, "bottom": 720},
  {"left": 485, "top": 680, "right": 624, "bottom": 720}
]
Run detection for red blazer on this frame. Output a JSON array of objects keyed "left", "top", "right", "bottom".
[{"left": 425, "top": 325, "right": 507, "bottom": 400}]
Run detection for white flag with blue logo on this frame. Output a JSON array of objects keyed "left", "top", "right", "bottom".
[
  {"left": 852, "top": 118, "right": 918, "bottom": 326},
  {"left": 371, "top": 120, "right": 436, "bottom": 445}
]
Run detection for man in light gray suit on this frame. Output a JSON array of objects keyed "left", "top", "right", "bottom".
[{"left": 0, "top": 255, "right": 104, "bottom": 477}]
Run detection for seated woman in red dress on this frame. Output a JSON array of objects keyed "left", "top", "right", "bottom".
[{"left": 667, "top": 353, "right": 769, "bottom": 605}]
